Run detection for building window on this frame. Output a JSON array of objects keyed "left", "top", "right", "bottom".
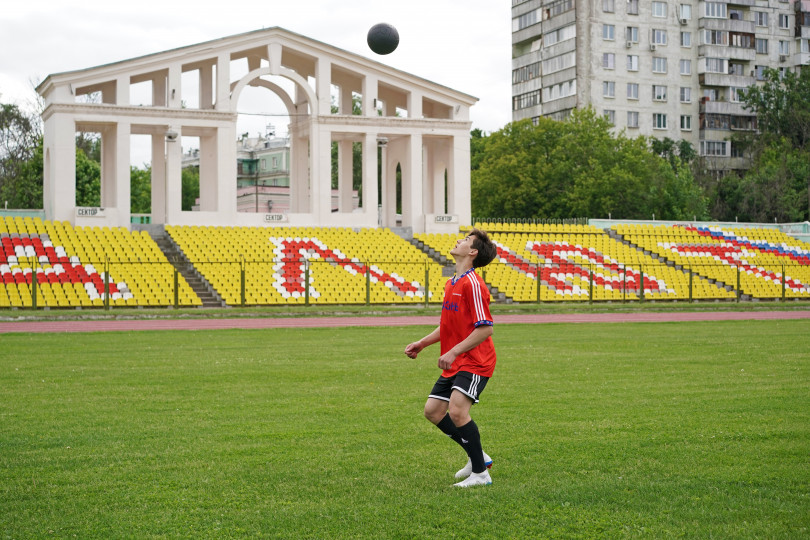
[
  {"left": 680, "top": 115, "right": 692, "bottom": 131},
  {"left": 652, "top": 57, "right": 667, "bottom": 73},
  {"left": 680, "top": 87, "right": 691, "bottom": 103},
  {"left": 542, "top": 80, "right": 577, "bottom": 102},
  {"left": 701, "top": 141, "right": 727, "bottom": 156},
  {"left": 627, "top": 111, "right": 639, "bottom": 128},
  {"left": 653, "top": 113, "right": 668, "bottom": 129},
  {"left": 653, "top": 85, "right": 668, "bottom": 101},
  {"left": 779, "top": 14, "right": 789, "bottom": 29},
  {"left": 652, "top": 1, "right": 667, "bottom": 17},
  {"left": 513, "top": 62, "right": 542, "bottom": 84},
  {"left": 703, "top": 30, "right": 728, "bottom": 46},
  {"left": 802, "top": 39, "right": 810, "bottom": 53},
  {"left": 603, "top": 53, "right": 615, "bottom": 69},
  {"left": 681, "top": 31, "right": 691, "bottom": 47},
  {"left": 513, "top": 9, "right": 539, "bottom": 31},
  {"left": 679, "top": 4, "right": 692, "bottom": 20},
  {"left": 627, "top": 82, "right": 639, "bottom": 99},
  {"left": 730, "top": 87, "right": 746, "bottom": 102},
  {"left": 731, "top": 33, "right": 753, "bottom": 49},
  {"left": 755, "top": 12, "right": 768, "bottom": 26},
  {"left": 756, "top": 38, "right": 768, "bottom": 54},
  {"left": 652, "top": 29, "right": 668, "bottom": 45},
  {"left": 604, "top": 110, "right": 616, "bottom": 125},
  {"left": 603, "top": 24, "right": 615, "bottom": 40},
  {"left": 627, "top": 55, "right": 639, "bottom": 71},
  {"left": 704, "top": 57, "right": 728, "bottom": 73},
  {"left": 603, "top": 0, "right": 615, "bottom": 13},
  {"left": 603, "top": 81, "right": 616, "bottom": 98},
  {"left": 728, "top": 62, "right": 745, "bottom": 76},
  {"left": 779, "top": 41, "right": 790, "bottom": 55},
  {"left": 755, "top": 65, "right": 766, "bottom": 80},
  {"left": 542, "top": 51, "right": 576, "bottom": 75},
  {"left": 680, "top": 59, "right": 692, "bottom": 75},
  {"left": 545, "top": 24, "right": 576, "bottom": 47},
  {"left": 627, "top": 0, "right": 639, "bottom": 15},
  {"left": 513, "top": 90, "right": 542, "bottom": 111},
  {"left": 704, "top": 2, "right": 727, "bottom": 18},
  {"left": 626, "top": 26, "right": 639, "bottom": 43}
]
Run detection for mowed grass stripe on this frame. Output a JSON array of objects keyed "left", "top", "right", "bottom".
[{"left": 1, "top": 321, "right": 808, "bottom": 539}]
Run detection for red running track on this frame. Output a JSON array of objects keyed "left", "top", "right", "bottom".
[{"left": 1, "top": 311, "right": 809, "bottom": 334}]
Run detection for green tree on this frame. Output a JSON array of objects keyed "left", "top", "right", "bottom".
[
  {"left": 737, "top": 67, "right": 810, "bottom": 219},
  {"left": 472, "top": 109, "right": 706, "bottom": 220},
  {"left": 181, "top": 167, "right": 200, "bottom": 211},
  {"left": 131, "top": 166, "right": 151, "bottom": 214},
  {"left": 75, "top": 148, "right": 101, "bottom": 207},
  {"left": 742, "top": 67, "right": 810, "bottom": 150},
  {"left": 0, "top": 103, "right": 42, "bottom": 208},
  {"left": 470, "top": 128, "right": 488, "bottom": 172}
]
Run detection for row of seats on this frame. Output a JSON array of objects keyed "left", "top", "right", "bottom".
[
  {"left": 1, "top": 216, "right": 200, "bottom": 308},
  {"left": 616, "top": 224, "right": 810, "bottom": 300},
  {"left": 2, "top": 216, "right": 808, "bottom": 308},
  {"left": 166, "top": 225, "right": 447, "bottom": 305}
]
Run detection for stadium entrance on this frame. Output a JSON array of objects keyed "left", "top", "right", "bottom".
[{"left": 37, "top": 27, "right": 477, "bottom": 234}]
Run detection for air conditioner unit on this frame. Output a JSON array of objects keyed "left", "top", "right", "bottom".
[
  {"left": 779, "top": 54, "right": 788, "bottom": 62},
  {"left": 679, "top": 17, "right": 688, "bottom": 25},
  {"left": 626, "top": 40, "right": 633, "bottom": 48},
  {"left": 750, "top": 70, "right": 755, "bottom": 77},
  {"left": 650, "top": 43, "right": 657, "bottom": 51}
]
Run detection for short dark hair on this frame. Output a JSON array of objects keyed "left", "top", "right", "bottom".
[{"left": 469, "top": 228, "right": 497, "bottom": 268}]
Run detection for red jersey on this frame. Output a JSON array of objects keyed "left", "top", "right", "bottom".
[{"left": 439, "top": 268, "right": 497, "bottom": 378}]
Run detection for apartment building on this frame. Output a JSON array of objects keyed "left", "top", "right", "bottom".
[{"left": 512, "top": 0, "right": 810, "bottom": 170}]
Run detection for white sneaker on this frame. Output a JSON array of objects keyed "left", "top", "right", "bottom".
[
  {"left": 454, "top": 451, "right": 493, "bottom": 479},
  {"left": 454, "top": 470, "right": 492, "bottom": 487}
]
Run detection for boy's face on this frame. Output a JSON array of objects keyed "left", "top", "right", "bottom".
[{"left": 450, "top": 234, "right": 478, "bottom": 259}]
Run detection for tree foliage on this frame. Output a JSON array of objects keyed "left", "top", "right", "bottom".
[
  {"left": 0, "top": 103, "right": 42, "bottom": 208},
  {"left": 472, "top": 108, "right": 706, "bottom": 220},
  {"left": 733, "top": 67, "right": 810, "bottom": 221}
]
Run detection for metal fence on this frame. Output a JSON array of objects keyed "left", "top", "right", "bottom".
[{"left": 4, "top": 258, "right": 809, "bottom": 310}]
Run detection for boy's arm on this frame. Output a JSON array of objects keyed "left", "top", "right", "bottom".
[
  {"left": 404, "top": 326, "right": 440, "bottom": 358},
  {"left": 437, "top": 324, "right": 493, "bottom": 370}
]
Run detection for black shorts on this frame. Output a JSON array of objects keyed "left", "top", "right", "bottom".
[{"left": 429, "top": 371, "right": 489, "bottom": 404}]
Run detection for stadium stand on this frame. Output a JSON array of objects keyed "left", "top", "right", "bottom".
[
  {"left": 416, "top": 223, "right": 741, "bottom": 302},
  {"left": 0, "top": 216, "right": 200, "bottom": 308},
  {"left": 615, "top": 223, "right": 810, "bottom": 300},
  {"left": 2, "top": 216, "right": 809, "bottom": 308},
  {"left": 166, "top": 225, "right": 447, "bottom": 305}
]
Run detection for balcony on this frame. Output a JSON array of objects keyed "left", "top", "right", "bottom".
[
  {"left": 699, "top": 99, "right": 751, "bottom": 116},
  {"left": 699, "top": 72, "right": 756, "bottom": 87},
  {"left": 699, "top": 17, "right": 755, "bottom": 34},
  {"left": 698, "top": 44, "right": 756, "bottom": 61}
]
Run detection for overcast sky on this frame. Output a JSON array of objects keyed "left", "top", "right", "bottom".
[{"left": 1, "top": 0, "right": 512, "bottom": 164}]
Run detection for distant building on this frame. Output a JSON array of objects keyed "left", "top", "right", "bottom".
[
  {"left": 512, "top": 0, "right": 810, "bottom": 172},
  {"left": 182, "top": 127, "right": 358, "bottom": 214}
]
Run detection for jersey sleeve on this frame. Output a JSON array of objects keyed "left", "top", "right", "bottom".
[{"left": 464, "top": 273, "right": 493, "bottom": 327}]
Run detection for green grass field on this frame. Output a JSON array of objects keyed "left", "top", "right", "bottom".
[{"left": 1, "top": 320, "right": 809, "bottom": 539}]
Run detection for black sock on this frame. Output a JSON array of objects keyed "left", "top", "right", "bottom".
[
  {"left": 456, "top": 419, "right": 486, "bottom": 473},
  {"left": 436, "top": 413, "right": 464, "bottom": 447}
]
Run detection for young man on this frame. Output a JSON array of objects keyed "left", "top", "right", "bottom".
[{"left": 404, "top": 228, "right": 498, "bottom": 487}]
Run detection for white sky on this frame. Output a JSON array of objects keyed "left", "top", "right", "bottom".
[{"left": 0, "top": 1, "right": 512, "bottom": 166}]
